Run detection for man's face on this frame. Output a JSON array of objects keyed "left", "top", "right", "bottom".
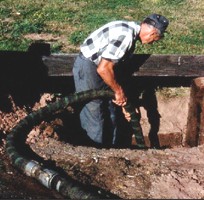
[
  {"left": 139, "top": 24, "right": 162, "bottom": 44},
  {"left": 141, "top": 31, "right": 161, "bottom": 44}
]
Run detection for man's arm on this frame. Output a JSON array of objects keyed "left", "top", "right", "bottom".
[{"left": 97, "top": 58, "right": 127, "bottom": 107}]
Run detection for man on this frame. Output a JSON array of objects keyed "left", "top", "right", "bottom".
[{"left": 73, "top": 13, "right": 169, "bottom": 146}]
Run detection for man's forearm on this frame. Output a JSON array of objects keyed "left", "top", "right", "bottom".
[
  {"left": 97, "top": 58, "right": 122, "bottom": 93},
  {"left": 97, "top": 58, "right": 127, "bottom": 106}
]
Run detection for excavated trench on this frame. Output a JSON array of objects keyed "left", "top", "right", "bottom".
[{"left": 2, "top": 86, "right": 204, "bottom": 199}]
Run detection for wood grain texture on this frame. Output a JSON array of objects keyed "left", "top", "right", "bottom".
[{"left": 42, "top": 54, "right": 204, "bottom": 77}]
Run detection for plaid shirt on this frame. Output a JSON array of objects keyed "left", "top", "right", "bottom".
[{"left": 80, "top": 21, "right": 140, "bottom": 65}]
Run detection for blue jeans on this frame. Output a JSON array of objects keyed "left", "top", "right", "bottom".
[{"left": 72, "top": 53, "right": 116, "bottom": 144}]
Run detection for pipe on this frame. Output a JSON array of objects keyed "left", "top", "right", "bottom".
[{"left": 6, "top": 89, "right": 146, "bottom": 199}]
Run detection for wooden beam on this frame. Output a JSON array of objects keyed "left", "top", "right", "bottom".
[
  {"left": 185, "top": 77, "right": 204, "bottom": 147},
  {"left": 42, "top": 54, "right": 204, "bottom": 77}
]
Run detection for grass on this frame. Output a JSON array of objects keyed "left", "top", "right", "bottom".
[{"left": 0, "top": 0, "right": 203, "bottom": 54}]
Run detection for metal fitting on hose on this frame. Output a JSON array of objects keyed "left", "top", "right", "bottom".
[
  {"left": 25, "top": 160, "right": 59, "bottom": 189},
  {"left": 38, "top": 168, "right": 59, "bottom": 189},
  {"left": 25, "top": 160, "right": 41, "bottom": 177}
]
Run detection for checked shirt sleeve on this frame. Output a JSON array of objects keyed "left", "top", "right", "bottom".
[{"left": 101, "top": 34, "right": 133, "bottom": 63}]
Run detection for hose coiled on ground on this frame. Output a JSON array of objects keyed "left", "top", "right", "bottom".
[{"left": 6, "top": 89, "right": 146, "bottom": 199}]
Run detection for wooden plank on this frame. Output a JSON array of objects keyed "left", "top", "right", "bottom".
[
  {"left": 42, "top": 54, "right": 204, "bottom": 77},
  {"left": 133, "top": 55, "right": 204, "bottom": 77}
]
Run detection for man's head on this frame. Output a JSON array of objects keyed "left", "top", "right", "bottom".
[{"left": 139, "top": 13, "right": 169, "bottom": 44}]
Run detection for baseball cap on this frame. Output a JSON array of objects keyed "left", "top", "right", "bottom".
[{"left": 143, "top": 13, "right": 169, "bottom": 35}]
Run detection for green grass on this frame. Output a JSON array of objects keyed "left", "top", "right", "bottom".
[{"left": 0, "top": 0, "right": 203, "bottom": 54}]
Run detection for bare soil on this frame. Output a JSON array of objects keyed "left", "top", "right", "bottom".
[{"left": 1, "top": 88, "right": 204, "bottom": 199}]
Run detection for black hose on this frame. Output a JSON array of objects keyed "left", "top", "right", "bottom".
[{"left": 6, "top": 89, "right": 146, "bottom": 199}]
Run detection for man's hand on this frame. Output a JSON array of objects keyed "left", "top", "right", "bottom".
[
  {"left": 122, "top": 106, "right": 131, "bottom": 122},
  {"left": 122, "top": 107, "right": 140, "bottom": 122},
  {"left": 112, "top": 89, "right": 127, "bottom": 107}
]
